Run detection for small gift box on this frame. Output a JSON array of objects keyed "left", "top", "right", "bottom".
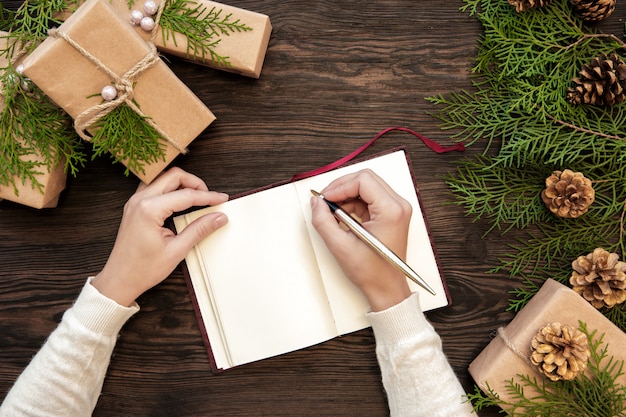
[
  {"left": 0, "top": 152, "right": 67, "bottom": 209},
  {"left": 22, "top": 0, "right": 216, "bottom": 184},
  {"left": 469, "top": 278, "right": 626, "bottom": 409},
  {"left": 0, "top": 32, "right": 68, "bottom": 209},
  {"left": 131, "top": 0, "right": 272, "bottom": 79},
  {"left": 59, "top": 0, "right": 272, "bottom": 79}
]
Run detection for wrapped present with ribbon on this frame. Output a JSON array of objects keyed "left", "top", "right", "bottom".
[
  {"left": 22, "top": 0, "right": 216, "bottom": 184},
  {"left": 0, "top": 32, "right": 74, "bottom": 209},
  {"left": 469, "top": 278, "right": 626, "bottom": 412},
  {"left": 58, "top": 0, "right": 272, "bottom": 79}
]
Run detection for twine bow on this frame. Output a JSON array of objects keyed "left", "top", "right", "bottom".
[{"left": 47, "top": 19, "right": 187, "bottom": 155}]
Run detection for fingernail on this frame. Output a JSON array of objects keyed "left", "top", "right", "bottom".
[{"left": 214, "top": 214, "right": 228, "bottom": 228}]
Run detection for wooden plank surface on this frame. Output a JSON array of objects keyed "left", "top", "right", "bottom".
[{"left": 1, "top": 1, "right": 624, "bottom": 415}]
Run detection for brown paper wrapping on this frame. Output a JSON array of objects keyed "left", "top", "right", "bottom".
[
  {"left": 469, "top": 278, "right": 626, "bottom": 409},
  {"left": 143, "top": 0, "right": 271, "bottom": 79},
  {"left": 59, "top": 0, "right": 272, "bottom": 79},
  {"left": 0, "top": 32, "right": 67, "bottom": 209},
  {"left": 0, "top": 154, "right": 67, "bottom": 209},
  {"left": 22, "top": 0, "right": 216, "bottom": 184}
]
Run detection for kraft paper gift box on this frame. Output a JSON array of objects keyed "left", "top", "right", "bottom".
[
  {"left": 469, "top": 278, "right": 626, "bottom": 409},
  {"left": 0, "top": 32, "right": 67, "bottom": 209},
  {"left": 0, "top": 150, "right": 67, "bottom": 209},
  {"left": 132, "top": 0, "right": 271, "bottom": 79},
  {"left": 58, "top": 0, "right": 272, "bottom": 79},
  {"left": 22, "top": 0, "right": 216, "bottom": 184}
]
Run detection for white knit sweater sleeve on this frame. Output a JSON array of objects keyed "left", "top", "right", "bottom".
[
  {"left": 367, "top": 293, "right": 477, "bottom": 417},
  {"left": 0, "top": 278, "right": 139, "bottom": 417}
]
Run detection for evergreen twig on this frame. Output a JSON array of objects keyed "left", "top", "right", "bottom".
[
  {"left": 0, "top": 7, "right": 16, "bottom": 32},
  {"left": 157, "top": 0, "right": 253, "bottom": 67},
  {"left": 0, "top": 65, "right": 84, "bottom": 193},
  {"left": 429, "top": 0, "right": 626, "bottom": 327},
  {"left": 0, "top": 0, "right": 84, "bottom": 197},
  {"left": 1, "top": 0, "right": 72, "bottom": 56},
  {"left": 89, "top": 103, "right": 166, "bottom": 177}
]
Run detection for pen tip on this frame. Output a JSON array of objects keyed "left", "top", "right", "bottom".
[
  {"left": 421, "top": 281, "right": 437, "bottom": 296},
  {"left": 310, "top": 189, "right": 321, "bottom": 197}
]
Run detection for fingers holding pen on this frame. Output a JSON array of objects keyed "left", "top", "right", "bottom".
[
  {"left": 320, "top": 169, "right": 412, "bottom": 224},
  {"left": 321, "top": 169, "right": 399, "bottom": 205},
  {"left": 310, "top": 169, "right": 414, "bottom": 311},
  {"left": 310, "top": 195, "right": 359, "bottom": 258}
]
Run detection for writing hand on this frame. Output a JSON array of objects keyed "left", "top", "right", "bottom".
[{"left": 310, "top": 169, "right": 413, "bottom": 311}]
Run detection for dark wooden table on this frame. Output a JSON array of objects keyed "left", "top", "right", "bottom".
[{"left": 1, "top": 1, "right": 624, "bottom": 415}]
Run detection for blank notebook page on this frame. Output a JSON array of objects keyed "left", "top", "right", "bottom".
[{"left": 181, "top": 184, "right": 339, "bottom": 368}]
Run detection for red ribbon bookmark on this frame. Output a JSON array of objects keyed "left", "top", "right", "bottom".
[{"left": 290, "top": 126, "right": 465, "bottom": 182}]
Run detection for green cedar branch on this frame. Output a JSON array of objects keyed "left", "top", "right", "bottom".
[
  {"left": 0, "top": 65, "right": 84, "bottom": 194},
  {"left": 1, "top": 0, "right": 79, "bottom": 56},
  {"left": 88, "top": 103, "right": 166, "bottom": 177},
  {"left": 0, "top": 0, "right": 84, "bottom": 197},
  {"left": 429, "top": 0, "right": 626, "bottom": 325},
  {"left": 0, "top": 7, "right": 16, "bottom": 32},
  {"left": 128, "top": 0, "right": 253, "bottom": 67}
]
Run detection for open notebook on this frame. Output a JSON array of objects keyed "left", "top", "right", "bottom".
[{"left": 173, "top": 148, "right": 450, "bottom": 372}]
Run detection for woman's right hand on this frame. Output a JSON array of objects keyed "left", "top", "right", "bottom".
[{"left": 310, "top": 169, "right": 413, "bottom": 311}]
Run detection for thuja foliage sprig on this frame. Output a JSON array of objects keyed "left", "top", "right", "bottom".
[
  {"left": 0, "top": 8, "right": 16, "bottom": 32},
  {"left": 129, "top": 0, "right": 253, "bottom": 67},
  {"left": 0, "top": 0, "right": 84, "bottom": 197},
  {"left": 0, "top": 0, "right": 78, "bottom": 56},
  {"left": 89, "top": 103, "right": 166, "bottom": 177},
  {"left": 428, "top": 0, "right": 626, "bottom": 322},
  {"left": 160, "top": 0, "right": 253, "bottom": 67},
  {"left": 468, "top": 323, "right": 626, "bottom": 416},
  {"left": 0, "top": 65, "right": 84, "bottom": 193},
  {"left": 446, "top": 153, "right": 626, "bottom": 271},
  {"left": 427, "top": 0, "right": 626, "bottom": 166},
  {"left": 444, "top": 154, "right": 553, "bottom": 235}
]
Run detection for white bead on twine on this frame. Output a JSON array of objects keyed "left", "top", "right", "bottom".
[
  {"left": 140, "top": 16, "right": 156, "bottom": 32},
  {"left": 129, "top": 1, "right": 159, "bottom": 32},
  {"left": 101, "top": 85, "right": 118, "bottom": 101},
  {"left": 143, "top": 0, "right": 159, "bottom": 16},
  {"left": 130, "top": 9, "right": 144, "bottom": 26},
  {"left": 12, "top": 65, "right": 29, "bottom": 91}
]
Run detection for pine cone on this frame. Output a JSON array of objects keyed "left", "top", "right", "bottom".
[
  {"left": 570, "top": 248, "right": 626, "bottom": 309},
  {"left": 508, "top": 0, "right": 551, "bottom": 12},
  {"left": 540, "top": 169, "right": 594, "bottom": 218},
  {"left": 570, "top": 0, "right": 616, "bottom": 21},
  {"left": 530, "top": 322, "right": 590, "bottom": 381},
  {"left": 567, "top": 54, "right": 626, "bottom": 107}
]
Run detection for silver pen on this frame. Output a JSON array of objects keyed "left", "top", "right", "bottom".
[{"left": 311, "top": 190, "right": 436, "bottom": 295}]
